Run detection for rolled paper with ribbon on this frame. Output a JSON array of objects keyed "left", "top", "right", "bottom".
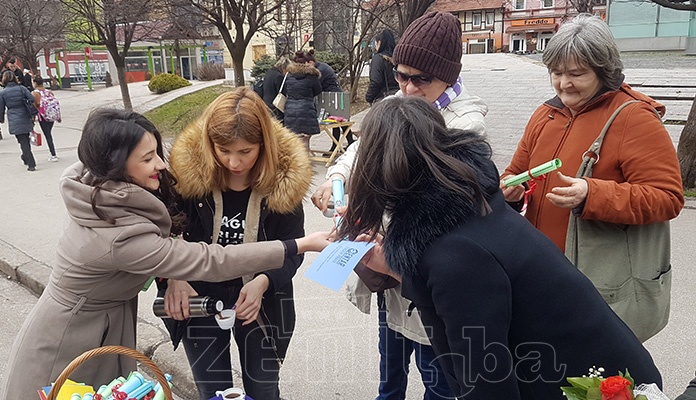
[
  {"left": 82, "top": 394, "right": 94, "bottom": 400},
  {"left": 97, "top": 377, "right": 126, "bottom": 398},
  {"left": 152, "top": 376, "right": 173, "bottom": 400},
  {"left": 331, "top": 178, "right": 345, "bottom": 227},
  {"left": 108, "top": 372, "right": 144, "bottom": 399},
  {"left": 125, "top": 380, "right": 153, "bottom": 400},
  {"left": 503, "top": 158, "right": 562, "bottom": 187},
  {"left": 71, "top": 394, "right": 82, "bottom": 400}
]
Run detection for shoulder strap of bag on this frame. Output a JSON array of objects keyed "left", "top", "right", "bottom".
[
  {"left": 278, "top": 72, "right": 288, "bottom": 92},
  {"left": 575, "top": 100, "right": 640, "bottom": 178}
]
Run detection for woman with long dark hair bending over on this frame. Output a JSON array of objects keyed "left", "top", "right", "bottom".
[{"left": 338, "top": 96, "right": 661, "bottom": 399}]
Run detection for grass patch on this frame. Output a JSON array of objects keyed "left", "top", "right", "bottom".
[
  {"left": 144, "top": 84, "right": 232, "bottom": 139},
  {"left": 684, "top": 188, "right": 696, "bottom": 198}
]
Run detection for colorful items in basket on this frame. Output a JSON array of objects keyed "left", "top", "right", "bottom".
[
  {"left": 38, "top": 371, "right": 172, "bottom": 400},
  {"left": 207, "top": 387, "right": 253, "bottom": 400},
  {"left": 560, "top": 367, "right": 668, "bottom": 400},
  {"left": 321, "top": 115, "right": 348, "bottom": 124}
]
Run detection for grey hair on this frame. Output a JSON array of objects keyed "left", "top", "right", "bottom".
[
  {"left": 542, "top": 14, "right": 623, "bottom": 90},
  {"left": 274, "top": 56, "right": 291, "bottom": 70}
]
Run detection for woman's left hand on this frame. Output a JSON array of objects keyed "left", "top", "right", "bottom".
[
  {"left": 235, "top": 275, "right": 270, "bottom": 325},
  {"left": 546, "top": 172, "right": 588, "bottom": 209}
]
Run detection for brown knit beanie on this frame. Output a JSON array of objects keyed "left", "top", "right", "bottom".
[{"left": 392, "top": 12, "right": 463, "bottom": 85}]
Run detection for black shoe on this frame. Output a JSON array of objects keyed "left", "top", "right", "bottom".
[{"left": 27, "top": 166, "right": 36, "bottom": 171}]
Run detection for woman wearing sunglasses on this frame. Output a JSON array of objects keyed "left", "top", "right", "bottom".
[{"left": 312, "top": 12, "right": 488, "bottom": 400}]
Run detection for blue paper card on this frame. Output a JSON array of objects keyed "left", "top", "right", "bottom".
[{"left": 304, "top": 240, "right": 376, "bottom": 291}]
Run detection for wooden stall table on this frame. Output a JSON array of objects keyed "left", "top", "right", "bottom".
[{"left": 309, "top": 121, "right": 354, "bottom": 167}]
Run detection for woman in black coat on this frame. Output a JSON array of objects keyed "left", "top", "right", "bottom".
[
  {"left": 339, "top": 96, "right": 662, "bottom": 399},
  {"left": 261, "top": 56, "right": 291, "bottom": 122},
  {"left": 365, "top": 30, "right": 398, "bottom": 105},
  {"left": 0, "top": 70, "right": 37, "bottom": 171},
  {"left": 282, "top": 50, "right": 322, "bottom": 150}
]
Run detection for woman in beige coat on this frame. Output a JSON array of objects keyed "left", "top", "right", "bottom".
[{"left": 1, "top": 108, "right": 329, "bottom": 398}]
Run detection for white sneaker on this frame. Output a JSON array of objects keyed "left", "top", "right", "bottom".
[{"left": 48, "top": 156, "right": 59, "bottom": 162}]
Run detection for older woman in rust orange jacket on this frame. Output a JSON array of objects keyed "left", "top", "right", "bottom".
[{"left": 502, "top": 14, "right": 683, "bottom": 342}]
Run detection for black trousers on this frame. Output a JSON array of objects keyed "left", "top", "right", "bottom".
[
  {"left": 15, "top": 133, "right": 36, "bottom": 169},
  {"left": 38, "top": 120, "right": 56, "bottom": 157}
]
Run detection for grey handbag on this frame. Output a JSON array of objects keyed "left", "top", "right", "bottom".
[{"left": 565, "top": 100, "right": 672, "bottom": 342}]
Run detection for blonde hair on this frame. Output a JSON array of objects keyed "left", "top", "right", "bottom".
[{"left": 199, "top": 87, "right": 280, "bottom": 195}]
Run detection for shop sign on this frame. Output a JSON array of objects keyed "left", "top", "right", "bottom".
[{"left": 511, "top": 18, "right": 555, "bottom": 26}]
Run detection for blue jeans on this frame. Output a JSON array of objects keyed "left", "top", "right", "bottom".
[
  {"left": 181, "top": 317, "right": 281, "bottom": 400},
  {"left": 377, "top": 292, "right": 452, "bottom": 400}
]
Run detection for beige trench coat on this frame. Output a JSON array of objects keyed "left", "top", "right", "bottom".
[{"left": 1, "top": 163, "right": 286, "bottom": 398}]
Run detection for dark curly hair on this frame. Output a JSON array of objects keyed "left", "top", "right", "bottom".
[{"left": 77, "top": 108, "right": 186, "bottom": 234}]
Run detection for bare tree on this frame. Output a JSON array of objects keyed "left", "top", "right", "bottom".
[
  {"left": 172, "top": 0, "right": 289, "bottom": 86},
  {"left": 0, "top": 0, "right": 64, "bottom": 72},
  {"left": 394, "top": 0, "right": 437, "bottom": 32},
  {"left": 312, "top": 0, "right": 434, "bottom": 101},
  {"left": 61, "top": 0, "right": 161, "bottom": 110},
  {"left": 313, "top": 0, "right": 393, "bottom": 101},
  {"left": 261, "top": 0, "right": 314, "bottom": 57}
]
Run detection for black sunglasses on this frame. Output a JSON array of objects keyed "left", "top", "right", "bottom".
[{"left": 393, "top": 69, "right": 434, "bottom": 87}]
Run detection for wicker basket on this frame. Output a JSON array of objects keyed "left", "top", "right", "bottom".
[{"left": 46, "top": 345, "right": 173, "bottom": 400}]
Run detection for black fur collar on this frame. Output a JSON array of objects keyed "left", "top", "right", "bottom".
[{"left": 383, "top": 146, "right": 500, "bottom": 277}]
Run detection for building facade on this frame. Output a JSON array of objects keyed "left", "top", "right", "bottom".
[
  {"left": 434, "top": 0, "right": 607, "bottom": 54},
  {"left": 607, "top": 0, "right": 696, "bottom": 53},
  {"left": 437, "top": 0, "right": 506, "bottom": 53}
]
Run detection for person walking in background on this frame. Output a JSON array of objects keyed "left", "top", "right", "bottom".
[
  {"left": 32, "top": 75, "right": 62, "bottom": 162},
  {"left": 365, "top": 29, "right": 398, "bottom": 105},
  {"left": 501, "top": 14, "right": 683, "bottom": 342},
  {"left": 312, "top": 12, "right": 487, "bottom": 400},
  {"left": 0, "top": 108, "right": 330, "bottom": 399},
  {"left": 1, "top": 57, "right": 24, "bottom": 83},
  {"left": 261, "top": 56, "right": 291, "bottom": 122},
  {"left": 282, "top": 50, "right": 322, "bottom": 151},
  {"left": 0, "top": 70, "right": 38, "bottom": 171},
  {"left": 21, "top": 68, "right": 33, "bottom": 90},
  {"left": 339, "top": 95, "right": 663, "bottom": 399},
  {"left": 159, "top": 87, "right": 312, "bottom": 400},
  {"left": 308, "top": 49, "right": 354, "bottom": 152}
]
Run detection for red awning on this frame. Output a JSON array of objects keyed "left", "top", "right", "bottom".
[{"left": 506, "top": 24, "right": 557, "bottom": 33}]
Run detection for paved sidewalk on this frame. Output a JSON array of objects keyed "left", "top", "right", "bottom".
[{"left": 1, "top": 54, "right": 696, "bottom": 399}]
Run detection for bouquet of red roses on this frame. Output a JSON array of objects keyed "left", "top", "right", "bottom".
[{"left": 561, "top": 368, "right": 665, "bottom": 400}]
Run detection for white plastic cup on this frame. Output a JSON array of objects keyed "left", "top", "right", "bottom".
[
  {"left": 215, "top": 308, "right": 236, "bottom": 330},
  {"left": 214, "top": 387, "right": 245, "bottom": 399}
]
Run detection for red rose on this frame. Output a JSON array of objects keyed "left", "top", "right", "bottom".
[{"left": 600, "top": 376, "right": 633, "bottom": 400}]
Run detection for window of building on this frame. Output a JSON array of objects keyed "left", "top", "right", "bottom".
[
  {"left": 472, "top": 13, "right": 482, "bottom": 28},
  {"left": 542, "top": 0, "right": 553, "bottom": 7},
  {"left": 514, "top": 0, "right": 525, "bottom": 10},
  {"left": 485, "top": 13, "right": 494, "bottom": 26}
]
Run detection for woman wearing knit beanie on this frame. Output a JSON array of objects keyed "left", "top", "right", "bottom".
[{"left": 312, "top": 11, "right": 489, "bottom": 400}]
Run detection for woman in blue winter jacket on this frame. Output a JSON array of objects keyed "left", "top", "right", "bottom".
[{"left": 0, "top": 70, "right": 37, "bottom": 171}]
